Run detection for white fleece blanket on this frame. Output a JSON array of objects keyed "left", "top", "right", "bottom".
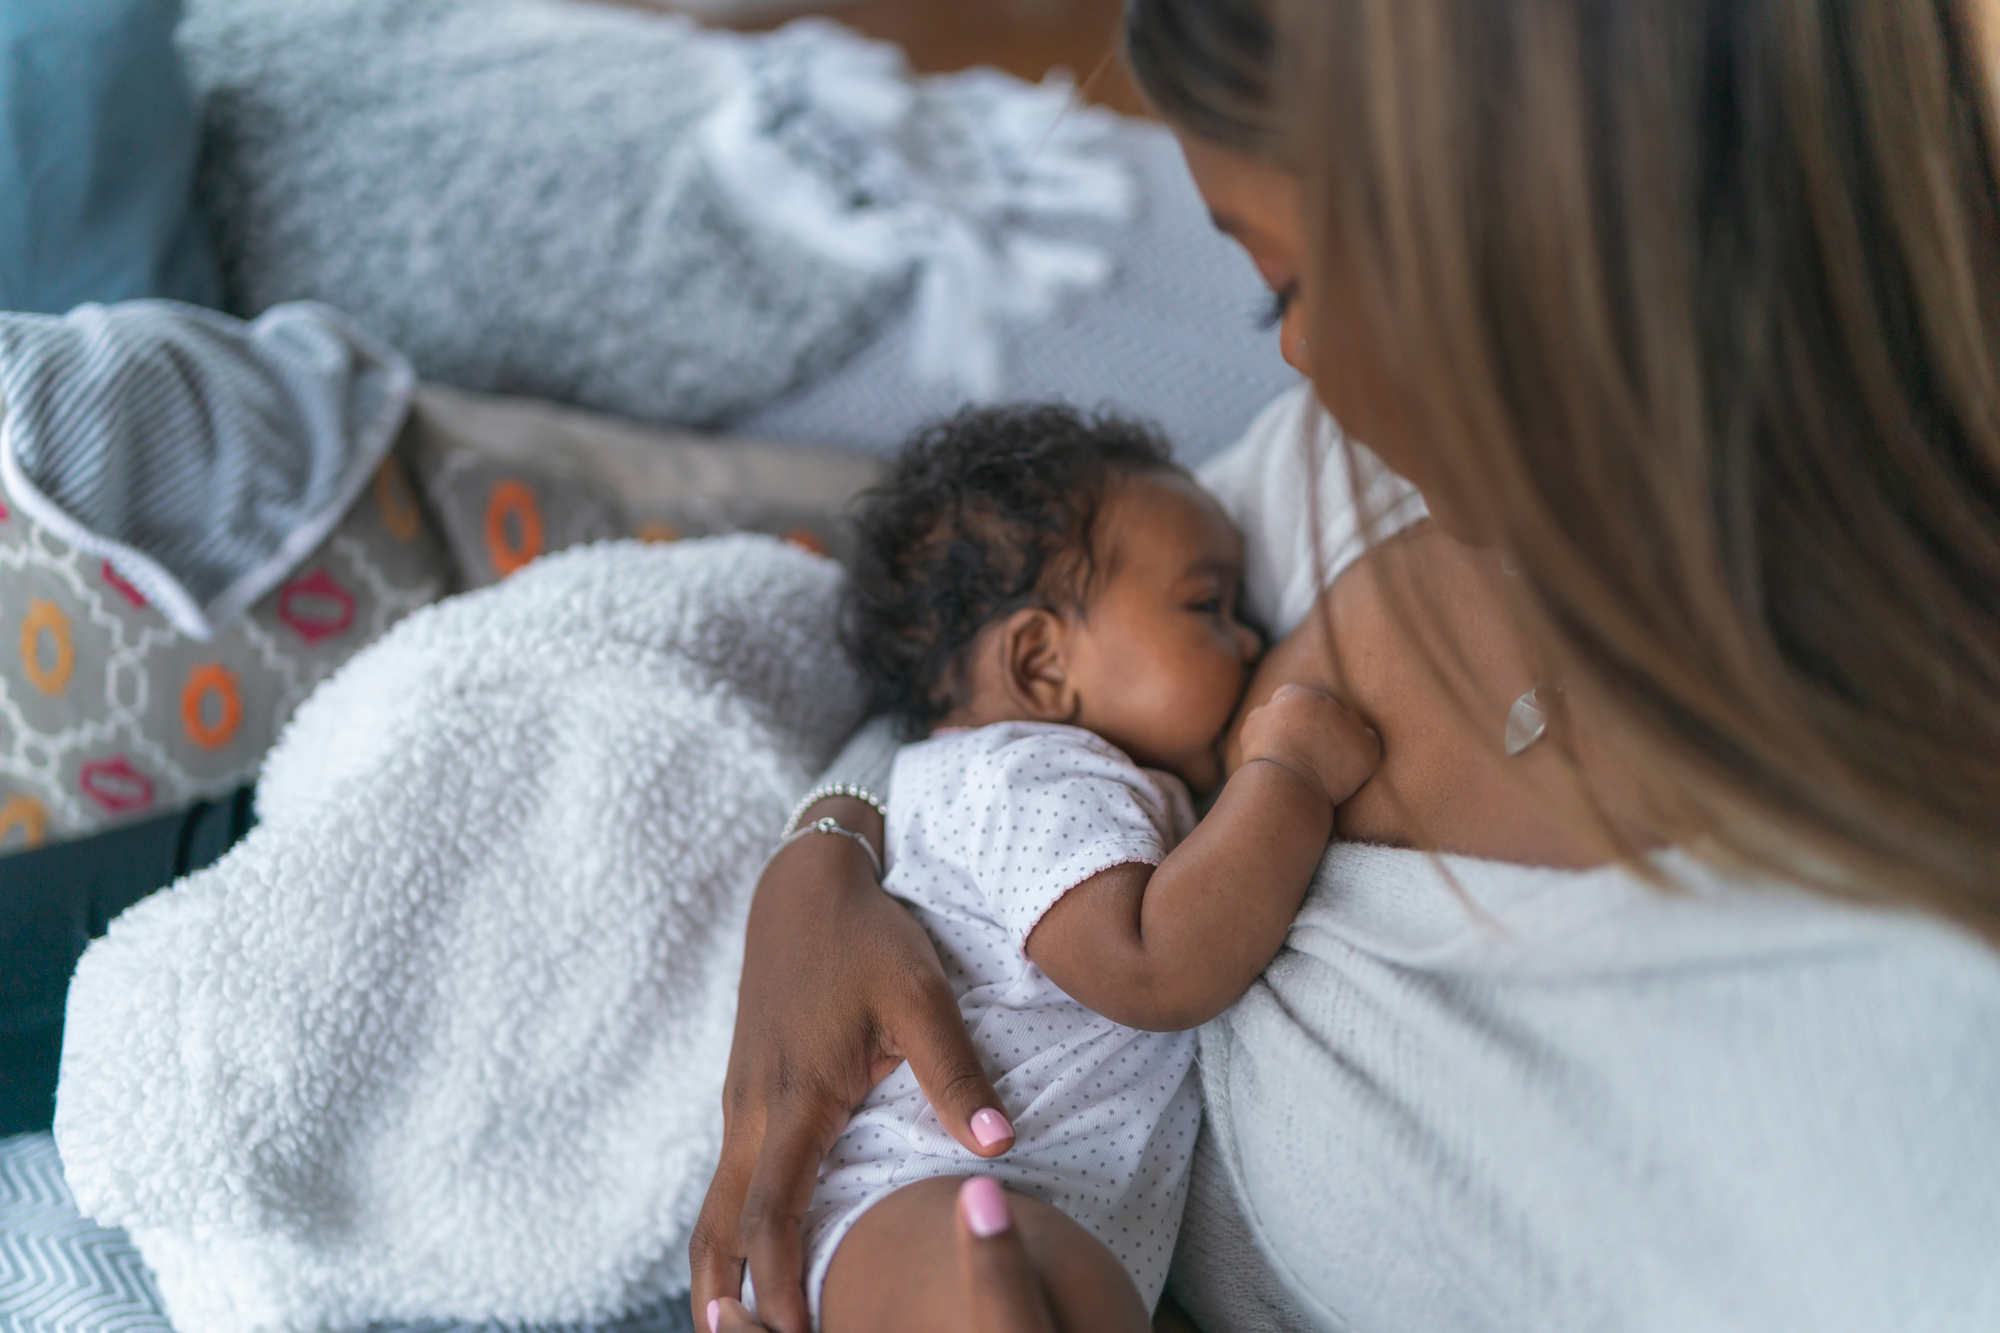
[{"left": 52, "top": 536, "right": 868, "bottom": 1333}]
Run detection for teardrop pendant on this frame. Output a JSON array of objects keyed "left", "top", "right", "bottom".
[{"left": 1505, "top": 688, "right": 1549, "bottom": 757}]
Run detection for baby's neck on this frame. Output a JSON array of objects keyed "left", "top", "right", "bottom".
[{"left": 932, "top": 699, "right": 1067, "bottom": 736}]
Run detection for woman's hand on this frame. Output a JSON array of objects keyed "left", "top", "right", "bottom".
[
  {"left": 689, "top": 797, "right": 1018, "bottom": 1333},
  {"left": 948, "top": 1178, "right": 1059, "bottom": 1333}
]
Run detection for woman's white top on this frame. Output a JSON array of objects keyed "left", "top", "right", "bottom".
[
  {"left": 821, "top": 386, "right": 2000, "bottom": 1331},
  {"left": 1177, "top": 845, "right": 2000, "bottom": 1333},
  {"left": 801, "top": 722, "right": 1203, "bottom": 1316}
]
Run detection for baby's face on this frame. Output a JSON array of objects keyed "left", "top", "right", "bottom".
[{"left": 1065, "top": 472, "right": 1262, "bottom": 791}]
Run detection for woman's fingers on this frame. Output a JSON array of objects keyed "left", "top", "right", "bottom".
[
  {"left": 956, "top": 1178, "right": 1059, "bottom": 1333},
  {"left": 739, "top": 1102, "right": 846, "bottom": 1333},
  {"left": 897, "top": 971, "right": 1015, "bottom": 1158},
  {"left": 688, "top": 1101, "right": 758, "bottom": 1319}
]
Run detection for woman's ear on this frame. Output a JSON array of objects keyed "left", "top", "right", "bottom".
[{"left": 998, "top": 608, "right": 1080, "bottom": 723}]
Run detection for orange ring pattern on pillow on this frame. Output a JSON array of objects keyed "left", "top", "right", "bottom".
[
  {"left": 21, "top": 599, "right": 75, "bottom": 695},
  {"left": 485, "top": 479, "right": 545, "bottom": 578},
  {"left": 181, "top": 663, "right": 244, "bottom": 751},
  {"left": 0, "top": 793, "right": 48, "bottom": 851}
]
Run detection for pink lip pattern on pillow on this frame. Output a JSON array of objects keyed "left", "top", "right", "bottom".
[
  {"left": 78, "top": 758, "right": 154, "bottom": 815},
  {"left": 279, "top": 570, "right": 357, "bottom": 646}
]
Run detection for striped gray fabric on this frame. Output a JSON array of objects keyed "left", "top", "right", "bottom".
[
  {"left": 0, "top": 302, "right": 414, "bottom": 641},
  {"left": 0, "top": 1133, "right": 696, "bottom": 1333},
  {"left": 0, "top": 1134, "right": 172, "bottom": 1333}
]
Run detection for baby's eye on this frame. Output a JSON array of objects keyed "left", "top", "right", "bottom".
[{"left": 1189, "top": 597, "right": 1223, "bottom": 615}]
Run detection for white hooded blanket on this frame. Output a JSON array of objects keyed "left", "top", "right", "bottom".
[{"left": 53, "top": 536, "right": 867, "bottom": 1333}]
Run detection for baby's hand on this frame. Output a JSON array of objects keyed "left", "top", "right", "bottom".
[{"left": 1236, "top": 683, "right": 1381, "bottom": 807}]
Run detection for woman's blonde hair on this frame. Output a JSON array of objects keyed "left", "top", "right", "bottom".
[
  {"left": 1126, "top": 0, "right": 2000, "bottom": 934},
  {"left": 1273, "top": 0, "right": 2000, "bottom": 933}
]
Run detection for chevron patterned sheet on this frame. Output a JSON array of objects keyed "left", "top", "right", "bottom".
[{"left": 0, "top": 1135, "right": 696, "bottom": 1333}]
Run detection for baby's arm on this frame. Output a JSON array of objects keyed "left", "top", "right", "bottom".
[{"left": 1025, "top": 685, "right": 1379, "bottom": 1032}]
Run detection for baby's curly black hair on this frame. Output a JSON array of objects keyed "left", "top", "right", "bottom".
[{"left": 843, "top": 404, "right": 1182, "bottom": 739}]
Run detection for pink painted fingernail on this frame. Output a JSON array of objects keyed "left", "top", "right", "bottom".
[
  {"left": 970, "top": 1107, "right": 1013, "bottom": 1148},
  {"left": 706, "top": 1299, "right": 721, "bottom": 1333},
  {"left": 959, "top": 1175, "right": 1012, "bottom": 1238}
]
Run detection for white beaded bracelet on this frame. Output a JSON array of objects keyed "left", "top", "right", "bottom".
[
  {"left": 783, "top": 781, "right": 888, "bottom": 839},
  {"left": 772, "top": 816, "right": 884, "bottom": 880}
]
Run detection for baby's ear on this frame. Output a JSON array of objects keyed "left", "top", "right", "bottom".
[{"left": 1000, "top": 608, "right": 1080, "bottom": 724}]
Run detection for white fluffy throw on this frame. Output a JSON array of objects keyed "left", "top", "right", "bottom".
[{"left": 53, "top": 537, "right": 867, "bottom": 1333}]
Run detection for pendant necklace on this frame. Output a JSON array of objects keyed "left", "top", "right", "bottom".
[{"left": 1505, "top": 686, "right": 1555, "bottom": 757}]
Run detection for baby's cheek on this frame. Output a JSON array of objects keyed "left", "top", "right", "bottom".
[{"left": 1110, "top": 667, "right": 1220, "bottom": 775}]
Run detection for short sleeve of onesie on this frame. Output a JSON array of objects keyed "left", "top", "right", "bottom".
[{"left": 947, "top": 725, "right": 1195, "bottom": 956}]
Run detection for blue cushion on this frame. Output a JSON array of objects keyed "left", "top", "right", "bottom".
[{"left": 0, "top": 0, "right": 218, "bottom": 314}]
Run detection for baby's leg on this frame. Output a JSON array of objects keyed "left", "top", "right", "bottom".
[{"left": 819, "top": 1176, "right": 1152, "bottom": 1333}]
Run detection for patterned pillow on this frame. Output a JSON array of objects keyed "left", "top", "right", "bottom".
[
  {"left": 0, "top": 424, "right": 451, "bottom": 854},
  {"left": 0, "top": 383, "right": 880, "bottom": 856},
  {"left": 407, "top": 384, "right": 882, "bottom": 586}
]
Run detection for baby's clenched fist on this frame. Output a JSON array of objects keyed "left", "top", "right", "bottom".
[{"left": 1236, "top": 683, "right": 1381, "bottom": 807}]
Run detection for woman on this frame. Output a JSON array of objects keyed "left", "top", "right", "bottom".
[{"left": 694, "top": 0, "right": 2000, "bottom": 1329}]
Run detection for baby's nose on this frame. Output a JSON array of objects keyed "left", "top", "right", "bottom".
[{"left": 1234, "top": 621, "right": 1264, "bottom": 662}]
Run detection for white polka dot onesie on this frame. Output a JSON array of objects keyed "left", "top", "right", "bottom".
[{"left": 800, "top": 721, "right": 1204, "bottom": 1318}]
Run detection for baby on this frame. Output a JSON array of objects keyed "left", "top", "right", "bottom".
[{"left": 792, "top": 405, "right": 1379, "bottom": 1331}]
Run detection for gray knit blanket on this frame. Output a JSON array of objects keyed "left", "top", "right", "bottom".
[{"left": 180, "top": 0, "right": 1136, "bottom": 427}]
